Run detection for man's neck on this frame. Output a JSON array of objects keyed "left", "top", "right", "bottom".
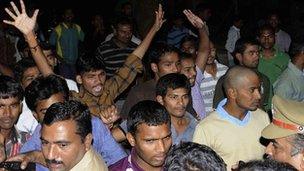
[
  {"left": 113, "top": 38, "right": 128, "bottom": 48},
  {"left": 262, "top": 48, "right": 275, "bottom": 59},
  {"left": 223, "top": 101, "right": 247, "bottom": 120},
  {"left": 133, "top": 152, "right": 162, "bottom": 171}
]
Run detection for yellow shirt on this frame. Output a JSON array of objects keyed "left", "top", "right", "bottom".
[
  {"left": 193, "top": 109, "right": 269, "bottom": 170},
  {"left": 70, "top": 148, "right": 108, "bottom": 171}
]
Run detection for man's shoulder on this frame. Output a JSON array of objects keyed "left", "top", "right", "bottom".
[
  {"left": 109, "top": 156, "right": 129, "bottom": 171},
  {"left": 197, "top": 111, "right": 221, "bottom": 126}
]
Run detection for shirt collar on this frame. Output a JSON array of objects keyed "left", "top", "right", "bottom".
[{"left": 216, "top": 98, "right": 251, "bottom": 126}]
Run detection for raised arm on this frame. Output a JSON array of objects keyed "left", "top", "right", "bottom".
[
  {"left": 183, "top": 9, "right": 210, "bottom": 71},
  {"left": 132, "top": 4, "right": 165, "bottom": 59},
  {"left": 3, "top": 0, "right": 53, "bottom": 76}
]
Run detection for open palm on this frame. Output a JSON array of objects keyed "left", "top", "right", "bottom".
[
  {"left": 3, "top": 0, "right": 39, "bottom": 35},
  {"left": 183, "top": 9, "right": 205, "bottom": 29}
]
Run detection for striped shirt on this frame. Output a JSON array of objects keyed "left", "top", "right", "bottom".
[
  {"left": 200, "top": 61, "right": 228, "bottom": 113},
  {"left": 95, "top": 38, "right": 137, "bottom": 78},
  {"left": 5, "top": 126, "right": 30, "bottom": 158}
]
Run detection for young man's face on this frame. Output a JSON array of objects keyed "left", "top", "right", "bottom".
[
  {"left": 115, "top": 23, "right": 133, "bottom": 44},
  {"left": 34, "top": 92, "right": 66, "bottom": 123},
  {"left": 234, "top": 73, "right": 261, "bottom": 111},
  {"left": 157, "top": 88, "right": 189, "bottom": 118},
  {"left": 76, "top": 70, "right": 106, "bottom": 97},
  {"left": 41, "top": 120, "right": 92, "bottom": 171},
  {"left": 268, "top": 14, "right": 279, "bottom": 29},
  {"left": 180, "top": 58, "right": 197, "bottom": 87},
  {"left": 259, "top": 29, "right": 275, "bottom": 50},
  {"left": 181, "top": 41, "right": 196, "bottom": 55},
  {"left": 127, "top": 123, "right": 172, "bottom": 169},
  {"left": 237, "top": 44, "right": 260, "bottom": 69},
  {"left": 151, "top": 52, "right": 181, "bottom": 80},
  {"left": 265, "top": 136, "right": 304, "bottom": 171},
  {"left": 43, "top": 50, "right": 57, "bottom": 70},
  {"left": 21, "top": 66, "right": 40, "bottom": 89},
  {"left": 0, "top": 97, "right": 22, "bottom": 130}
]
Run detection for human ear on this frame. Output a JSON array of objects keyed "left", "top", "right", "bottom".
[{"left": 126, "top": 133, "right": 136, "bottom": 147}]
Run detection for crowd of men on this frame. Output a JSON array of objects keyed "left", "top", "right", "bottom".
[{"left": 0, "top": 0, "right": 303, "bottom": 170}]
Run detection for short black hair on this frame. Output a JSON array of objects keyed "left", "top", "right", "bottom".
[
  {"left": 233, "top": 38, "right": 260, "bottom": 57},
  {"left": 195, "top": 2, "right": 212, "bottom": 14},
  {"left": 13, "top": 58, "right": 37, "bottom": 83},
  {"left": 156, "top": 73, "right": 191, "bottom": 97},
  {"left": 127, "top": 100, "right": 170, "bottom": 135},
  {"left": 0, "top": 75, "right": 24, "bottom": 101},
  {"left": 148, "top": 42, "right": 180, "bottom": 65},
  {"left": 164, "top": 142, "right": 227, "bottom": 171},
  {"left": 43, "top": 100, "right": 92, "bottom": 142},
  {"left": 113, "top": 16, "right": 133, "bottom": 29},
  {"left": 258, "top": 24, "right": 275, "bottom": 36},
  {"left": 77, "top": 52, "right": 105, "bottom": 75},
  {"left": 25, "top": 74, "right": 69, "bottom": 111},
  {"left": 236, "top": 159, "right": 297, "bottom": 171},
  {"left": 180, "top": 35, "right": 198, "bottom": 49}
]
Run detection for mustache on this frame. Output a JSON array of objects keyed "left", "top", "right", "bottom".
[{"left": 45, "top": 159, "right": 63, "bottom": 165}]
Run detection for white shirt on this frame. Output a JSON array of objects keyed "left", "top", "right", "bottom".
[{"left": 275, "top": 29, "right": 291, "bottom": 53}]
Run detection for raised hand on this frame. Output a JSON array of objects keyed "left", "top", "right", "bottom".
[
  {"left": 3, "top": 0, "right": 39, "bottom": 36},
  {"left": 100, "top": 105, "right": 120, "bottom": 128},
  {"left": 183, "top": 9, "right": 205, "bottom": 29},
  {"left": 152, "top": 4, "right": 166, "bottom": 32}
]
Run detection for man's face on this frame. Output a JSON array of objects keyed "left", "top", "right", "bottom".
[
  {"left": 43, "top": 50, "right": 57, "bottom": 70},
  {"left": 180, "top": 58, "right": 197, "bottom": 86},
  {"left": 41, "top": 120, "right": 91, "bottom": 171},
  {"left": 115, "top": 24, "right": 133, "bottom": 44},
  {"left": 181, "top": 41, "right": 196, "bottom": 55},
  {"left": 238, "top": 44, "right": 260, "bottom": 68},
  {"left": 157, "top": 88, "right": 189, "bottom": 118},
  {"left": 0, "top": 97, "right": 22, "bottom": 130},
  {"left": 268, "top": 14, "right": 279, "bottom": 29},
  {"left": 128, "top": 123, "right": 172, "bottom": 169},
  {"left": 259, "top": 29, "right": 275, "bottom": 50},
  {"left": 266, "top": 137, "right": 304, "bottom": 170},
  {"left": 21, "top": 66, "right": 40, "bottom": 89},
  {"left": 34, "top": 93, "right": 65, "bottom": 123},
  {"left": 207, "top": 42, "right": 216, "bottom": 65},
  {"left": 152, "top": 52, "right": 181, "bottom": 79},
  {"left": 201, "top": 9, "right": 212, "bottom": 21},
  {"left": 76, "top": 70, "right": 106, "bottom": 97},
  {"left": 63, "top": 9, "right": 74, "bottom": 23},
  {"left": 235, "top": 74, "right": 261, "bottom": 111}
]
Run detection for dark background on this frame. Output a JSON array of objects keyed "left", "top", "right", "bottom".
[{"left": 1, "top": 0, "right": 304, "bottom": 44}]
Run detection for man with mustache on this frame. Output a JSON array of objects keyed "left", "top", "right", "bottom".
[
  {"left": 110, "top": 100, "right": 172, "bottom": 171},
  {"left": 40, "top": 100, "right": 108, "bottom": 171},
  {"left": 262, "top": 95, "right": 304, "bottom": 171},
  {"left": 193, "top": 66, "right": 270, "bottom": 170}
]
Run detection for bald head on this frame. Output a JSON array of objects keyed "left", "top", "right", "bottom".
[{"left": 223, "top": 66, "right": 259, "bottom": 94}]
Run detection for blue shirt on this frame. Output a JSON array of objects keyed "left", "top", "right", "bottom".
[
  {"left": 21, "top": 116, "right": 126, "bottom": 170},
  {"left": 216, "top": 98, "right": 251, "bottom": 126}
]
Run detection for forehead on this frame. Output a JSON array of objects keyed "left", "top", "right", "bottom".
[
  {"left": 244, "top": 44, "right": 259, "bottom": 51},
  {"left": 181, "top": 58, "right": 195, "bottom": 67},
  {"left": 260, "top": 29, "right": 274, "bottom": 36},
  {"left": 166, "top": 88, "right": 188, "bottom": 95},
  {"left": 82, "top": 70, "right": 105, "bottom": 76},
  {"left": 159, "top": 52, "right": 180, "bottom": 63},
  {"left": 135, "top": 123, "right": 170, "bottom": 138},
  {"left": 0, "top": 96, "right": 20, "bottom": 105},
  {"left": 41, "top": 120, "right": 79, "bottom": 141},
  {"left": 23, "top": 67, "right": 39, "bottom": 77},
  {"left": 117, "top": 24, "right": 132, "bottom": 30},
  {"left": 241, "top": 74, "right": 260, "bottom": 87},
  {"left": 36, "top": 93, "right": 65, "bottom": 110}
]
